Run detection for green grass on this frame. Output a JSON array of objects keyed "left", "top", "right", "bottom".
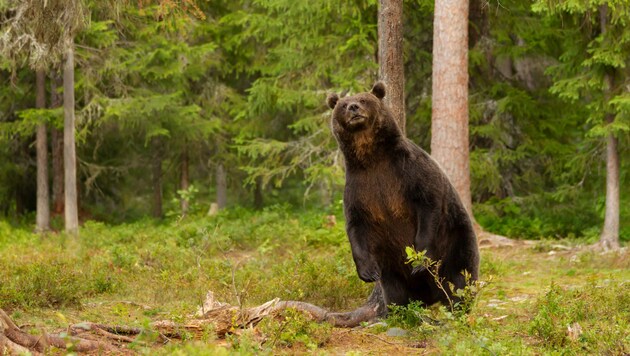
[{"left": 0, "top": 206, "right": 628, "bottom": 354}]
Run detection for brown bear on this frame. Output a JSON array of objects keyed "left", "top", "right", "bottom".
[{"left": 327, "top": 82, "right": 479, "bottom": 307}]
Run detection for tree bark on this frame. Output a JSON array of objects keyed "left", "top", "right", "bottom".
[
  {"left": 51, "top": 74, "right": 64, "bottom": 216},
  {"left": 63, "top": 42, "right": 79, "bottom": 235},
  {"left": 598, "top": 5, "right": 620, "bottom": 250},
  {"left": 468, "top": 0, "right": 488, "bottom": 48},
  {"left": 180, "top": 148, "right": 190, "bottom": 215},
  {"left": 430, "top": 0, "right": 473, "bottom": 216},
  {"left": 152, "top": 138, "right": 163, "bottom": 219},
  {"left": 378, "top": 0, "right": 405, "bottom": 133},
  {"left": 600, "top": 122, "right": 620, "bottom": 250},
  {"left": 35, "top": 69, "right": 50, "bottom": 233},
  {"left": 216, "top": 163, "right": 227, "bottom": 209}
]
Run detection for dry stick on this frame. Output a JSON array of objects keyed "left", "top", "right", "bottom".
[
  {"left": 90, "top": 327, "right": 139, "bottom": 344},
  {"left": 84, "top": 301, "right": 153, "bottom": 310},
  {"left": 87, "top": 323, "right": 143, "bottom": 335}
]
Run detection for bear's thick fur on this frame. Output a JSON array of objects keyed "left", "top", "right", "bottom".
[{"left": 327, "top": 82, "right": 479, "bottom": 307}]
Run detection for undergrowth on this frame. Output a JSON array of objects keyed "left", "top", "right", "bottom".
[{"left": 0, "top": 206, "right": 628, "bottom": 354}]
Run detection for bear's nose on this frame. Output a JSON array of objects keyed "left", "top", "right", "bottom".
[{"left": 348, "top": 103, "right": 359, "bottom": 112}]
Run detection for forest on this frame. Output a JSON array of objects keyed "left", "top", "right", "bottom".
[{"left": 0, "top": 0, "right": 628, "bottom": 354}]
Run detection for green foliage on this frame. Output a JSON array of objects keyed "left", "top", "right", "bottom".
[
  {"left": 1, "top": 0, "right": 628, "bottom": 246},
  {"left": 259, "top": 308, "right": 332, "bottom": 350},
  {"left": 386, "top": 301, "right": 439, "bottom": 338},
  {"left": 225, "top": 0, "right": 377, "bottom": 191},
  {"left": 0, "top": 206, "right": 367, "bottom": 312},
  {"left": 530, "top": 281, "right": 629, "bottom": 353},
  {"left": 0, "top": 237, "right": 118, "bottom": 309}
]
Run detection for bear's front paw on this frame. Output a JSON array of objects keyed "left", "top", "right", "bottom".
[{"left": 356, "top": 263, "right": 381, "bottom": 282}]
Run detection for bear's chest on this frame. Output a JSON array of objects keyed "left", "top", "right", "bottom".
[{"left": 346, "top": 168, "right": 413, "bottom": 224}]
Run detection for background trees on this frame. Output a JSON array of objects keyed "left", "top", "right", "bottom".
[
  {"left": 530, "top": 0, "right": 630, "bottom": 249},
  {"left": 0, "top": 0, "right": 627, "bottom": 245}
]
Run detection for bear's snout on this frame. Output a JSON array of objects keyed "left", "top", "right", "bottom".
[{"left": 348, "top": 103, "right": 360, "bottom": 113}]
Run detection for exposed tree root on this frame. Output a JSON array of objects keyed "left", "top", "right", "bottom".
[
  {"left": 474, "top": 222, "right": 520, "bottom": 249},
  {"left": 0, "top": 308, "right": 115, "bottom": 354},
  {"left": 0, "top": 284, "right": 386, "bottom": 354},
  {"left": 271, "top": 282, "right": 385, "bottom": 328}
]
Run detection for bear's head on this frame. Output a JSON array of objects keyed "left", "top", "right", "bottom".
[
  {"left": 327, "top": 82, "right": 386, "bottom": 135},
  {"left": 327, "top": 82, "right": 401, "bottom": 164}
]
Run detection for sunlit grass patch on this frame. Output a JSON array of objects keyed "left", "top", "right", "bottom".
[{"left": 530, "top": 281, "right": 629, "bottom": 353}]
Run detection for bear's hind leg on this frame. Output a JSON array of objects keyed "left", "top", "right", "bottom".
[{"left": 380, "top": 273, "right": 412, "bottom": 307}]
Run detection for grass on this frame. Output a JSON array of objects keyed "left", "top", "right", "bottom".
[{"left": 0, "top": 205, "right": 628, "bottom": 354}]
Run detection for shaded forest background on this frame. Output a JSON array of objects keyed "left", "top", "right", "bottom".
[{"left": 1, "top": 0, "right": 628, "bottom": 242}]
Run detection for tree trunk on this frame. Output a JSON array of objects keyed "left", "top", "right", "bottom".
[
  {"left": 600, "top": 123, "right": 620, "bottom": 250},
  {"left": 598, "top": 5, "right": 620, "bottom": 250},
  {"left": 50, "top": 73, "right": 64, "bottom": 215},
  {"left": 430, "top": 0, "right": 473, "bottom": 216},
  {"left": 378, "top": 0, "right": 405, "bottom": 133},
  {"left": 152, "top": 138, "right": 163, "bottom": 219},
  {"left": 468, "top": 0, "right": 488, "bottom": 49},
  {"left": 180, "top": 148, "right": 190, "bottom": 215},
  {"left": 216, "top": 163, "right": 227, "bottom": 209},
  {"left": 51, "top": 74, "right": 64, "bottom": 216},
  {"left": 35, "top": 69, "right": 50, "bottom": 233},
  {"left": 253, "top": 177, "right": 263, "bottom": 210},
  {"left": 63, "top": 42, "right": 79, "bottom": 235}
]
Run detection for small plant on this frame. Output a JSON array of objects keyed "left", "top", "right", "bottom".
[
  {"left": 405, "top": 247, "right": 483, "bottom": 315},
  {"left": 226, "top": 327, "right": 268, "bottom": 354},
  {"left": 386, "top": 300, "right": 439, "bottom": 338}
]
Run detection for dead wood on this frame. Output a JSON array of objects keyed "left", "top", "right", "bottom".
[
  {"left": 1, "top": 309, "right": 115, "bottom": 354},
  {"left": 474, "top": 222, "right": 521, "bottom": 249},
  {"left": 0, "top": 284, "right": 386, "bottom": 354}
]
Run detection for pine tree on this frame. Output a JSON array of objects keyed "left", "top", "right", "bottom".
[{"left": 430, "top": 0, "right": 472, "bottom": 215}]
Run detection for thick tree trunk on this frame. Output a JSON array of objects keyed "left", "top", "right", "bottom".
[
  {"left": 35, "top": 69, "right": 50, "bottom": 233},
  {"left": 430, "top": 0, "right": 473, "bottom": 216},
  {"left": 378, "top": 0, "right": 405, "bottom": 133},
  {"left": 180, "top": 149, "right": 190, "bottom": 215},
  {"left": 598, "top": 5, "right": 620, "bottom": 250},
  {"left": 152, "top": 138, "right": 163, "bottom": 219},
  {"left": 63, "top": 43, "right": 79, "bottom": 235},
  {"left": 51, "top": 74, "right": 64, "bottom": 216},
  {"left": 216, "top": 163, "right": 227, "bottom": 209}
]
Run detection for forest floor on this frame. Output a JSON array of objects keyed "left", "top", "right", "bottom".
[{"left": 1, "top": 206, "right": 628, "bottom": 354}]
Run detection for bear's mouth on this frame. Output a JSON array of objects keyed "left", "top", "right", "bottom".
[{"left": 348, "top": 115, "right": 366, "bottom": 125}]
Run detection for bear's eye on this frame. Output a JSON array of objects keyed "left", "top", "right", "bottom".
[
  {"left": 341, "top": 103, "right": 347, "bottom": 109},
  {"left": 360, "top": 99, "right": 366, "bottom": 104}
]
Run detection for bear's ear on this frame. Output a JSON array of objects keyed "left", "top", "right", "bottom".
[
  {"left": 327, "top": 93, "right": 339, "bottom": 109},
  {"left": 371, "top": 82, "right": 386, "bottom": 99}
]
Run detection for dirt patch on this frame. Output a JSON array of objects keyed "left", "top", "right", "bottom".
[{"left": 322, "top": 328, "right": 433, "bottom": 355}]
